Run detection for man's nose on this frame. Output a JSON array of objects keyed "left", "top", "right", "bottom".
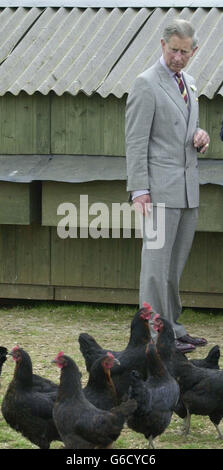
[{"left": 175, "top": 50, "right": 182, "bottom": 58}]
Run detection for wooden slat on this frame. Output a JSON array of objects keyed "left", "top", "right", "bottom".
[
  {"left": 103, "top": 95, "right": 126, "bottom": 156},
  {"left": 0, "top": 224, "right": 51, "bottom": 285},
  {"left": 181, "top": 231, "right": 223, "bottom": 294},
  {"left": 55, "top": 287, "right": 223, "bottom": 309},
  {"left": 15, "top": 224, "right": 51, "bottom": 285},
  {"left": 181, "top": 292, "right": 223, "bottom": 309},
  {"left": 0, "top": 284, "right": 54, "bottom": 300},
  {"left": 42, "top": 180, "right": 128, "bottom": 227},
  {"left": 0, "top": 225, "right": 17, "bottom": 283},
  {"left": 0, "top": 92, "right": 50, "bottom": 154},
  {"left": 42, "top": 180, "right": 223, "bottom": 232},
  {"left": 35, "top": 93, "right": 51, "bottom": 154},
  {"left": 197, "top": 185, "right": 223, "bottom": 232},
  {"left": 51, "top": 228, "right": 140, "bottom": 289},
  {"left": 0, "top": 182, "right": 41, "bottom": 225},
  {"left": 180, "top": 232, "right": 208, "bottom": 293},
  {"left": 1, "top": 282, "right": 223, "bottom": 308},
  {"left": 0, "top": 93, "right": 16, "bottom": 153},
  {"left": 198, "top": 95, "right": 223, "bottom": 159},
  {"left": 50, "top": 92, "right": 67, "bottom": 154},
  {"left": 0, "top": 182, "right": 30, "bottom": 224},
  {"left": 54, "top": 286, "right": 138, "bottom": 304},
  {"left": 206, "top": 232, "right": 223, "bottom": 292}
]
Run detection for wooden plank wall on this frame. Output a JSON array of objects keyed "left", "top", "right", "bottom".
[
  {"left": 0, "top": 93, "right": 51, "bottom": 154},
  {"left": 0, "top": 91, "right": 222, "bottom": 306},
  {"left": 51, "top": 93, "right": 125, "bottom": 156},
  {"left": 0, "top": 223, "right": 223, "bottom": 306},
  {"left": 0, "top": 92, "right": 222, "bottom": 158},
  {"left": 0, "top": 92, "right": 125, "bottom": 156}
]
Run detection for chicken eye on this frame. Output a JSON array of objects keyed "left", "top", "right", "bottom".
[{"left": 102, "top": 359, "right": 110, "bottom": 368}]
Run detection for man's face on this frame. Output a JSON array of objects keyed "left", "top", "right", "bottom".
[{"left": 161, "top": 34, "right": 198, "bottom": 73}]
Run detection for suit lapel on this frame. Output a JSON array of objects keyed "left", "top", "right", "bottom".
[
  {"left": 155, "top": 62, "right": 189, "bottom": 122},
  {"left": 183, "top": 71, "right": 198, "bottom": 138}
]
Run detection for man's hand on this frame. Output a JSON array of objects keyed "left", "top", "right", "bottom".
[
  {"left": 193, "top": 129, "right": 210, "bottom": 154},
  {"left": 133, "top": 194, "right": 151, "bottom": 216}
]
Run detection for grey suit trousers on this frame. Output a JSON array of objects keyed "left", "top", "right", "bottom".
[{"left": 139, "top": 206, "right": 198, "bottom": 339}]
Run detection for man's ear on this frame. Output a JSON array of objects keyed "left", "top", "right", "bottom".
[{"left": 160, "top": 38, "right": 166, "bottom": 50}]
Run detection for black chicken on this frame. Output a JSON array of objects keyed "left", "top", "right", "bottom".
[
  {"left": 153, "top": 314, "right": 220, "bottom": 373},
  {"left": 52, "top": 351, "right": 137, "bottom": 449},
  {"left": 127, "top": 341, "right": 180, "bottom": 448},
  {"left": 1, "top": 346, "right": 61, "bottom": 448},
  {"left": 153, "top": 315, "right": 223, "bottom": 438},
  {"left": 79, "top": 303, "right": 153, "bottom": 400},
  {"left": 152, "top": 314, "right": 177, "bottom": 377},
  {"left": 190, "top": 345, "right": 220, "bottom": 370},
  {"left": 173, "top": 354, "right": 223, "bottom": 438},
  {"left": 79, "top": 303, "right": 153, "bottom": 371},
  {"left": 0, "top": 346, "right": 8, "bottom": 377},
  {"left": 83, "top": 352, "right": 120, "bottom": 409}
]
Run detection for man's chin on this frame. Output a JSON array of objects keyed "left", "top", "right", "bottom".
[{"left": 171, "top": 64, "right": 183, "bottom": 72}]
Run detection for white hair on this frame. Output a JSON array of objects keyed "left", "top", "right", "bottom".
[{"left": 163, "top": 19, "right": 198, "bottom": 48}]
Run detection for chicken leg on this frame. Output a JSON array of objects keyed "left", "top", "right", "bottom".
[
  {"left": 182, "top": 407, "right": 191, "bottom": 436},
  {"left": 148, "top": 436, "right": 155, "bottom": 449},
  {"left": 214, "top": 423, "right": 223, "bottom": 440}
]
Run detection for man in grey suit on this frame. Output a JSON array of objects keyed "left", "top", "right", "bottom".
[{"left": 125, "top": 19, "right": 210, "bottom": 353}]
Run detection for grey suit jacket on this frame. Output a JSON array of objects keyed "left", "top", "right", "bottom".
[{"left": 125, "top": 60, "right": 200, "bottom": 208}]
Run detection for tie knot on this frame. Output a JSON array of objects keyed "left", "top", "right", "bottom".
[{"left": 175, "top": 72, "right": 182, "bottom": 79}]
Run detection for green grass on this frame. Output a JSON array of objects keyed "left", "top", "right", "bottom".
[{"left": 0, "top": 300, "right": 223, "bottom": 450}]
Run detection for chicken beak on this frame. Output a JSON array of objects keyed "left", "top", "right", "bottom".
[{"left": 114, "top": 358, "right": 120, "bottom": 366}]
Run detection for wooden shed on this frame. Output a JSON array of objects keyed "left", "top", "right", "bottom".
[{"left": 0, "top": 0, "right": 222, "bottom": 307}]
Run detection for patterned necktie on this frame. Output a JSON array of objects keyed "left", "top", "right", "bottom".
[{"left": 175, "top": 72, "right": 188, "bottom": 106}]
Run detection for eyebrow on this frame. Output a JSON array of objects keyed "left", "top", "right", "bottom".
[{"left": 170, "top": 47, "right": 191, "bottom": 53}]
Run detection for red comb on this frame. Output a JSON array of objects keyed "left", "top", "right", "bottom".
[
  {"left": 107, "top": 352, "right": 114, "bottom": 359},
  {"left": 143, "top": 302, "right": 153, "bottom": 312},
  {"left": 140, "top": 302, "right": 153, "bottom": 320},
  {"left": 11, "top": 345, "right": 20, "bottom": 361},
  {"left": 56, "top": 351, "right": 64, "bottom": 359},
  {"left": 53, "top": 351, "right": 65, "bottom": 368}
]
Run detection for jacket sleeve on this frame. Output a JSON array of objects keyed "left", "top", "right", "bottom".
[{"left": 125, "top": 75, "right": 155, "bottom": 192}]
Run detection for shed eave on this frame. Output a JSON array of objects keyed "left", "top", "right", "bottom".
[
  {"left": 0, "top": 155, "right": 222, "bottom": 186},
  {"left": 0, "top": 0, "right": 223, "bottom": 8},
  {"left": 0, "top": 1, "right": 222, "bottom": 6}
]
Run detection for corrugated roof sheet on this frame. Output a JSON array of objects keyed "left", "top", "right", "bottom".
[{"left": 0, "top": 6, "right": 222, "bottom": 98}]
